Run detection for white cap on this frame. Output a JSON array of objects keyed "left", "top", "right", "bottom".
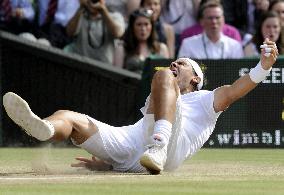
[{"left": 180, "top": 58, "right": 204, "bottom": 90}]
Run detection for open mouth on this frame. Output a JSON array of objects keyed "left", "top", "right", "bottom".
[{"left": 171, "top": 70, "right": 177, "bottom": 77}]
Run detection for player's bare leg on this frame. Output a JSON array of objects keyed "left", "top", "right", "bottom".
[
  {"left": 3, "top": 92, "right": 98, "bottom": 144},
  {"left": 140, "top": 69, "right": 179, "bottom": 174},
  {"left": 44, "top": 110, "right": 99, "bottom": 144}
]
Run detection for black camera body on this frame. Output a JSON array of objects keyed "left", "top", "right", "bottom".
[{"left": 90, "top": 0, "right": 99, "bottom": 3}]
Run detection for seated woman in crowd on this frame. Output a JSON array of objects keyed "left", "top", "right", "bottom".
[
  {"left": 140, "top": 0, "right": 175, "bottom": 58},
  {"left": 244, "top": 11, "right": 284, "bottom": 57},
  {"left": 269, "top": 0, "right": 284, "bottom": 47},
  {"left": 117, "top": 8, "right": 169, "bottom": 74}
]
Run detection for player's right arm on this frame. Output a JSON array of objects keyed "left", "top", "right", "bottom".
[
  {"left": 71, "top": 156, "right": 113, "bottom": 171},
  {"left": 213, "top": 38, "right": 278, "bottom": 113}
]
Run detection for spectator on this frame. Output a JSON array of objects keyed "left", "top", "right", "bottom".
[
  {"left": 180, "top": 0, "right": 242, "bottom": 43},
  {"left": 0, "top": 0, "right": 35, "bottom": 34},
  {"left": 178, "top": 1, "right": 243, "bottom": 59},
  {"left": 65, "top": 0, "right": 125, "bottom": 65},
  {"left": 221, "top": 0, "right": 248, "bottom": 36},
  {"left": 160, "top": 0, "right": 201, "bottom": 52},
  {"left": 269, "top": 0, "right": 284, "bottom": 26},
  {"left": 34, "top": 0, "right": 80, "bottom": 48},
  {"left": 253, "top": 0, "right": 270, "bottom": 31},
  {"left": 269, "top": 0, "right": 284, "bottom": 48},
  {"left": 160, "top": 0, "right": 200, "bottom": 34},
  {"left": 221, "top": 0, "right": 270, "bottom": 47},
  {"left": 103, "top": 0, "right": 140, "bottom": 67},
  {"left": 105, "top": 0, "right": 140, "bottom": 22},
  {"left": 140, "top": 0, "right": 175, "bottom": 58},
  {"left": 118, "top": 8, "right": 169, "bottom": 74},
  {"left": 244, "top": 11, "right": 284, "bottom": 57},
  {"left": 254, "top": 0, "right": 270, "bottom": 12}
]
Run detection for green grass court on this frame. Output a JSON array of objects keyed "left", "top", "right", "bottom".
[{"left": 0, "top": 147, "right": 284, "bottom": 195}]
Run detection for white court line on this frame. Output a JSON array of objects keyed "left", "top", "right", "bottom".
[
  {"left": 0, "top": 173, "right": 150, "bottom": 182},
  {"left": 0, "top": 174, "right": 144, "bottom": 181},
  {"left": 0, "top": 176, "right": 91, "bottom": 181}
]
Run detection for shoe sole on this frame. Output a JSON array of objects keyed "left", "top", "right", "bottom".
[
  {"left": 3, "top": 92, "right": 53, "bottom": 141},
  {"left": 140, "top": 155, "right": 161, "bottom": 175}
]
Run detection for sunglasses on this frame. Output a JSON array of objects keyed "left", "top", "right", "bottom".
[{"left": 131, "top": 9, "right": 153, "bottom": 18}]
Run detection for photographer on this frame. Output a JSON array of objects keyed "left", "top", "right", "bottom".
[{"left": 66, "top": 0, "right": 125, "bottom": 65}]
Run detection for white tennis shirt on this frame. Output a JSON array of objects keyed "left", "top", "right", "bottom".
[
  {"left": 140, "top": 90, "right": 222, "bottom": 171},
  {"left": 87, "top": 90, "right": 222, "bottom": 172}
]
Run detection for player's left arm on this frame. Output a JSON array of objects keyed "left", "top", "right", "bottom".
[{"left": 213, "top": 38, "right": 278, "bottom": 113}]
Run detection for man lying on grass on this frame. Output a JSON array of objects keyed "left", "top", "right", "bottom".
[{"left": 3, "top": 39, "right": 278, "bottom": 174}]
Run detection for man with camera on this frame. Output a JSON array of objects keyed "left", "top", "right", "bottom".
[{"left": 66, "top": 0, "right": 125, "bottom": 65}]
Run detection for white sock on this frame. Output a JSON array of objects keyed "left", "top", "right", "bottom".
[{"left": 152, "top": 119, "right": 172, "bottom": 146}]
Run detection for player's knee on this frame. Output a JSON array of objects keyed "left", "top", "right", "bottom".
[
  {"left": 49, "top": 110, "right": 75, "bottom": 127},
  {"left": 153, "top": 69, "right": 175, "bottom": 86},
  {"left": 53, "top": 109, "right": 70, "bottom": 116},
  {"left": 52, "top": 110, "right": 76, "bottom": 120}
]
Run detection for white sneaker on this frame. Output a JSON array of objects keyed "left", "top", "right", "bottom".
[
  {"left": 140, "top": 141, "right": 167, "bottom": 174},
  {"left": 3, "top": 92, "right": 55, "bottom": 141}
]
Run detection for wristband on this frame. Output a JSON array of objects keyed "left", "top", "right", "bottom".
[{"left": 249, "top": 62, "right": 271, "bottom": 83}]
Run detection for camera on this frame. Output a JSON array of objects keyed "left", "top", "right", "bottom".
[{"left": 90, "top": 0, "right": 99, "bottom": 3}]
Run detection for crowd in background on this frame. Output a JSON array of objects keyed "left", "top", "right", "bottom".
[{"left": 1, "top": 0, "right": 284, "bottom": 74}]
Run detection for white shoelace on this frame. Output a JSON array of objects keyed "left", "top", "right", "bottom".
[{"left": 146, "top": 142, "right": 163, "bottom": 153}]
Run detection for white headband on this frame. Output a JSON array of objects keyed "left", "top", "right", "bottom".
[{"left": 180, "top": 58, "right": 204, "bottom": 90}]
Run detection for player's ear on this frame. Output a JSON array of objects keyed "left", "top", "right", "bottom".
[
  {"left": 192, "top": 76, "right": 201, "bottom": 85},
  {"left": 190, "top": 76, "right": 201, "bottom": 89}
]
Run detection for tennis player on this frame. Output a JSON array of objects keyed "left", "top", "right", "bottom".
[{"left": 3, "top": 38, "right": 278, "bottom": 174}]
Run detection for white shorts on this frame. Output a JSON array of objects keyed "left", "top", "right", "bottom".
[
  {"left": 76, "top": 95, "right": 187, "bottom": 172},
  {"left": 76, "top": 117, "right": 147, "bottom": 173}
]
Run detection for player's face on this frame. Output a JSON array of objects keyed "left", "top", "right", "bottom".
[
  {"left": 170, "top": 58, "right": 197, "bottom": 92},
  {"left": 261, "top": 17, "right": 281, "bottom": 42},
  {"left": 133, "top": 16, "right": 152, "bottom": 41}
]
